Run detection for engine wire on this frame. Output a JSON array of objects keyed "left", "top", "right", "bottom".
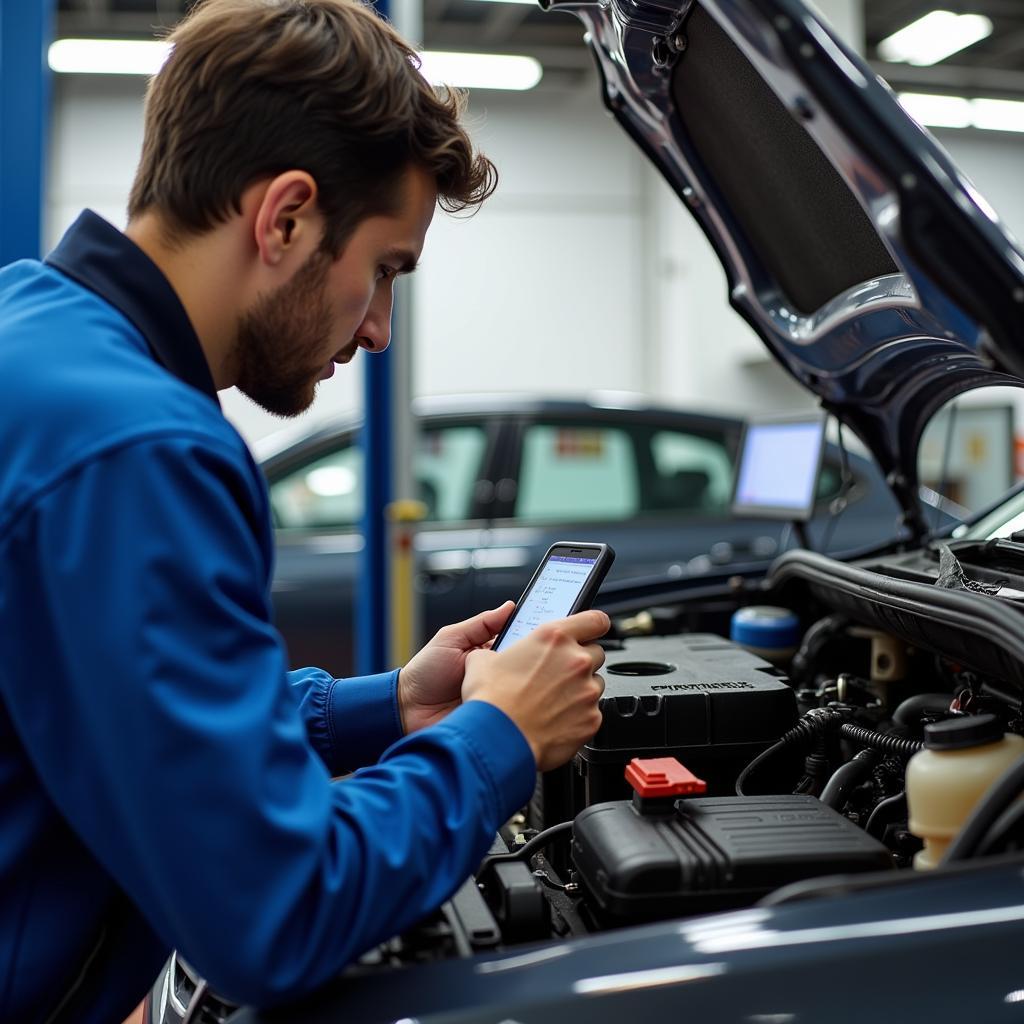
[
  {"left": 480, "top": 820, "right": 574, "bottom": 871},
  {"left": 820, "top": 418, "right": 853, "bottom": 556}
]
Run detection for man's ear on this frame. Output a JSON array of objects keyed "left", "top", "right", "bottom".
[{"left": 250, "top": 171, "right": 322, "bottom": 268}]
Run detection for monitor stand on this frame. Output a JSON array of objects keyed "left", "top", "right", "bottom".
[{"left": 792, "top": 520, "right": 812, "bottom": 552}]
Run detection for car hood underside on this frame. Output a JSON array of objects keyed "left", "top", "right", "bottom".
[{"left": 547, "top": 0, "right": 1024, "bottom": 536}]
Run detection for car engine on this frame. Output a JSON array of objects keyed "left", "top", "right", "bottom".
[{"left": 346, "top": 539, "right": 1024, "bottom": 965}]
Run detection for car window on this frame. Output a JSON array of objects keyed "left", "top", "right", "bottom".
[
  {"left": 271, "top": 444, "right": 365, "bottom": 529},
  {"left": 648, "top": 429, "right": 733, "bottom": 513},
  {"left": 516, "top": 424, "right": 639, "bottom": 521},
  {"left": 417, "top": 426, "right": 488, "bottom": 522},
  {"left": 269, "top": 424, "right": 488, "bottom": 530}
]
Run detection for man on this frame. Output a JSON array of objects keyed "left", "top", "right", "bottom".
[{"left": 0, "top": 1, "right": 608, "bottom": 1020}]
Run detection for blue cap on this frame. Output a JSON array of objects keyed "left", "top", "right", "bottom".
[{"left": 730, "top": 606, "right": 801, "bottom": 649}]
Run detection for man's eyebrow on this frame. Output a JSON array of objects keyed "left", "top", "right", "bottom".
[{"left": 382, "top": 247, "right": 420, "bottom": 274}]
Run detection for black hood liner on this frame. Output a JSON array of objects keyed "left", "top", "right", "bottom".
[
  {"left": 673, "top": 6, "right": 897, "bottom": 315},
  {"left": 553, "top": 0, "right": 1024, "bottom": 537}
]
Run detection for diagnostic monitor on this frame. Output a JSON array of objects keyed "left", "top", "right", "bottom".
[{"left": 731, "top": 413, "right": 826, "bottom": 521}]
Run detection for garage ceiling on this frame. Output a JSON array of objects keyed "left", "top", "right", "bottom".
[{"left": 54, "top": 1, "right": 1024, "bottom": 98}]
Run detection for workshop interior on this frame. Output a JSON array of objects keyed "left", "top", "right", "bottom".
[{"left": 9, "top": 0, "right": 1024, "bottom": 1021}]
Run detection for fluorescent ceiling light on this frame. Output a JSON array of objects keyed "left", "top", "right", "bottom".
[
  {"left": 898, "top": 92, "right": 972, "bottom": 129},
  {"left": 878, "top": 10, "right": 992, "bottom": 66},
  {"left": 48, "top": 38, "right": 171, "bottom": 75},
  {"left": 48, "top": 38, "right": 543, "bottom": 90},
  {"left": 971, "top": 98, "right": 1024, "bottom": 134},
  {"left": 899, "top": 92, "right": 1024, "bottom": 135},
  {"left": 418, "top": 51, "right": 542, "bottom": 90}
]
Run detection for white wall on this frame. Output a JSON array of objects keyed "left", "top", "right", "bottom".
[
  {"left": 413, "top": 89, "right": 650, "bottom": 399},
  {"left": 935, "top": 131, "right": 1024, "bottom": 252}
]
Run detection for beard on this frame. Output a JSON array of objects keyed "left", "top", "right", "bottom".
[{"left": 234, "top": 248, "right": 336, "bottom": 418}]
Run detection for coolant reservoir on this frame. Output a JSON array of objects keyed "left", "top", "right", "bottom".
[
  {"left": 729, "top": 606, "right": 800, "bottom": 665},
  {"left": 906, "top": 714, "right": 1024, "bottom": 870}
]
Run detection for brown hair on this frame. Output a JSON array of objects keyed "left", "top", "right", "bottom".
[{"left": 128, "top": 0, "right": 496, "bottom": 253}]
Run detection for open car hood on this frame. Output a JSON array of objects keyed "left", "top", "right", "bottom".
[{"left": 546, "top": 0, "right": 1024, "bottom": 536}]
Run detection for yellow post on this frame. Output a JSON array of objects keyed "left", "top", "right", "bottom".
[{"left": 386, "top": 499, "right": 428, "bottom": 666}]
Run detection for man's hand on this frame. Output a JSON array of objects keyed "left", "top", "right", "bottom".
[
  {"left": 462, "top": 610, "right": 609, "bottom": 771},
  {"left": 397, "top": 601, "right": 516, "bottom": 734}
]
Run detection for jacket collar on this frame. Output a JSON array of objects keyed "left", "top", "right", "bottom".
[{"left": 46, "top": 210, "right": 218, "bottom": 403}]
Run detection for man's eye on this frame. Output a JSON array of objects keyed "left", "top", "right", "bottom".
[{"left": 377, "top": 265, "right": 397, "bottom": 282}]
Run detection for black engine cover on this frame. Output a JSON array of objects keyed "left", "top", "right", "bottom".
[{"left": 573, "top": 794, "right": 893, "bottom": 923}]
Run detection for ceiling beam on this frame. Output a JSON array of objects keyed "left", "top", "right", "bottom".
[
  {"left": 425, "top": 21, "right": 585, "bottom": 51},
  {"left": 984, "top": 27, "right": 1024, "bottom": 64},
  {"left": 480, "top": 3, "right": 534, "bottom": 45},
  {"left": 872, "top": 59, "right": 1024, "bottom": 98},
  {"left": 57, "top": 11, "right": 178, "bottom": 36}
]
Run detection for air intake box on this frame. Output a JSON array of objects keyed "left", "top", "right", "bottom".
[
  {"left": 573, "top": 635, "right": 798, "bottom": 808},
  {"left": 572, "top": 792, "right": 893, "bottom": 923}
]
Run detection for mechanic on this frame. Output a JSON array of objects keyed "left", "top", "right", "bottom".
[{"left": 0, "top": 1, "right": 608, "bottom": 1020}]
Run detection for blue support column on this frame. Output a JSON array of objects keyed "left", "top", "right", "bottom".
[
  {"left": 356, "top": 0, "right": 394, "bottom": 675},
  {"left": 0, "top": 0, "right": 55, "bottom": 266},
  {"left": 357, "top": 345, "right": 394, "bottom": 675}
]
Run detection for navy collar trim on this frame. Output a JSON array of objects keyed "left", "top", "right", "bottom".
[{"left": 46, "top": 210, "right": 218, "bottom": 403}]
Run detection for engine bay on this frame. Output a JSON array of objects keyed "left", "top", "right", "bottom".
[
  {"left": 342, "top": 542, "right": 1024, "bottom": 970},
  {"left": 169, "top": 542, "right": 1024, "bottom": 1017}
]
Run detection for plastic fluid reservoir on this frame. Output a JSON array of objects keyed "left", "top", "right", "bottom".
[
  {"left": 730, "top": 606, "right": 800, "bottom": 665},
  {"left": 906, "top": 714, "right": 1024, "bottom": 870}
]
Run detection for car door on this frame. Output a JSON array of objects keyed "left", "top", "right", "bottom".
[
  {"left": 470, "top": 412, "right": 767, "bottom": 614},
  {"left": 267, "top": 415, "right": 501, "bottom": 675}
]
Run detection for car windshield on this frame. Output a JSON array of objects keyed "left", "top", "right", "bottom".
[{"left": 959, "top": 484, "right": 1024, "bottom": 541}]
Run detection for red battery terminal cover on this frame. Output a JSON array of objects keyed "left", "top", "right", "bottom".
[{"left": 625, "top": 757, "right": 707, "bottom": 798}]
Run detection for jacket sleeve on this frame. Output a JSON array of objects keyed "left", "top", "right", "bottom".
[
  {"left": 289, "top": 667, "right": 405, "bottom": 775},
  {"left": 1, "top": 433, "right": 535, "bottom": 1006}
]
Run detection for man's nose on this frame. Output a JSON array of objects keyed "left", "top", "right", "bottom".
[
  {"left": 356, "top": 293, "right": 393, "bottom": 353},
  {"left": 357, "top": 328, "right": 390, "bottom": 353}
]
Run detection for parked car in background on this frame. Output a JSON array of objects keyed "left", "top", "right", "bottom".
[{"left": 261, "top": 394, "right": 903, "bottom": 672}]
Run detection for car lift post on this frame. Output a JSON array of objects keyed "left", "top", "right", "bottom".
[
  {"left": 357, "top": 0, "right": 424, "bottom": 674},
  {"left": 0, "top": 0, "right": 55, "bottom": 266}
]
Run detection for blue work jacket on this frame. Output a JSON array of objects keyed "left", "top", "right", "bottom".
[{"left": 0, "top": 211, "right": 534, "bottom": 1023}]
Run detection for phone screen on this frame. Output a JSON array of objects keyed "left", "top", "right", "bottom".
[{"left": 492, "top": 551, "right": 602, "bottom": 652}]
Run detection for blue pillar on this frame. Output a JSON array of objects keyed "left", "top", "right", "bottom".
[
  {"left": 0, "top": 0, "right": 55, "bottom": 265},
  {"left": 357, "top": 345, "right": 394, "bottom": 675},
  {"left": 356, "top": 0, "right": 394, "bottom": 675}
]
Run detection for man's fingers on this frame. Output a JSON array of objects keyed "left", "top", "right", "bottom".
[
  {"left": 444, "top": 601, "right": 515, "bottom": 649},
  {"left": 481, "top": 600, "right": 516, "bottom": 637},
  {"left": 544, "top": 609, "right": 611, "bottom": 643},
  {"left": 584, "top": 641, "right": 606, "bottom": 674}
]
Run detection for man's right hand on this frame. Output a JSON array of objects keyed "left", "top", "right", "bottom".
[{"left": 462, "top": 610, "right": 609, "bottom": 771}]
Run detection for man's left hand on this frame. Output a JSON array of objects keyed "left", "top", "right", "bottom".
[{"left": 397, "top": 601, "right": 515, "bottom": 733}]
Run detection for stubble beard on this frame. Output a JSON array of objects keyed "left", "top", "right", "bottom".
[{"left": 234, "top": 248, "right": 336, "bottom": 418}]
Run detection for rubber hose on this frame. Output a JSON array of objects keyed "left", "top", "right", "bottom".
[
  {"left": 820, "top": 748, "right": 882, "bottom": 809},
  {"left": 865, "top": 791, "right": 906, "bottom": 839},
  {"left": 480, "top": 820, "right": 574, "bottom": 870},
  {"left": 790, "top": 615, "right": 850, "bottom": 684},
  {"left": 891, "top": 693, "right": 954, "bottom": 730}
]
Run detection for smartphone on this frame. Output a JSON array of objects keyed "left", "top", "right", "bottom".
[{"left": 491, "top": 542, "right": 615, "bottom": 653}]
